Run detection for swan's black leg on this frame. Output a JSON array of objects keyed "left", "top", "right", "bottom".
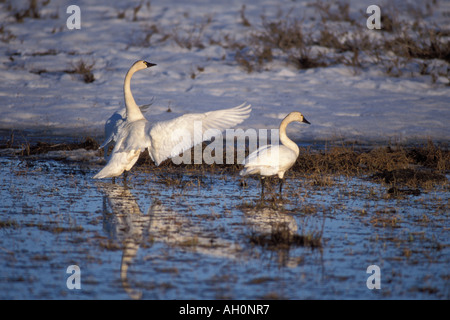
[
  {"left": 260, "top": 177, "right": 265, "bottom": 200},
  {"left": 112, "top": 177, "right": 116, "bottom": 184},
  {"left": 279, "top": 178, "right": 284, "bottom": 199}
]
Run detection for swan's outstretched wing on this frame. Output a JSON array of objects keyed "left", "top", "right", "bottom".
[
  {"left": 147, "top": 103, "right": 251, "bottom": 165},
  {"left": 100, "top": 110, "right": 126, "bottom": 151}
]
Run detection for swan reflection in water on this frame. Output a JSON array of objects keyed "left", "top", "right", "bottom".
[
  {"left": 98, "top": 182, "right": 148, "bottom": 299},
  {"left": 242, "top": 207, "right": 307, "bottom": 268},
  {"left": 96, "top": 182, "right": 244, "bottom": 299},
  {"left": 96, "top": 182, "right": 311, "bottom": 299}
]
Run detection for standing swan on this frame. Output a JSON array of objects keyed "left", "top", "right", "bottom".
[
  {"left": 99, "top": 103, "right": 151, "bottom": 160},
  {"left": 94, "top": 60, "right": 251, "bottom": 180},
  {"left": 240, "top": 111, "right": 310, "bottom": 198}
]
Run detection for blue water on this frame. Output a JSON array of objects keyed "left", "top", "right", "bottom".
[{"left": 0, "top": 155, "right": 448, "bottom": 299}]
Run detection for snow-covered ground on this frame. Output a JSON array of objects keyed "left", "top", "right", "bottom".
[{"left": 0, "top": 0, "right": 449, "bottom": 143}]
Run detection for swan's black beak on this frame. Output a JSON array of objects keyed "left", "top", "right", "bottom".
[
  {"left": 302, "top": 117, "right": 311, "bottom": 125},
  {"left": 144, "top": 61, "right": 157, "bottom": 68}
]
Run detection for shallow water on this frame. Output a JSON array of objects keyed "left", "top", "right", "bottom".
[{"left": 0, "top": 153, "right": 448, "bottom": 300}]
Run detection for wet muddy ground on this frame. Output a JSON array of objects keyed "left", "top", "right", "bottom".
[{"left": 0, "top": 135, "right": 448, "bottom": 299}]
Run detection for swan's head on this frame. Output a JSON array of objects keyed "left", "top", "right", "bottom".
[
  {"left": 133, "top": 60, "right": 157, "bottom": 71},
  {"left": 285, "top": 111, "right": 311, "bottom": 125}
]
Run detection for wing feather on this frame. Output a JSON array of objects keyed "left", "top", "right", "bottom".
[{"left": 148, "top": 103, "right": 251, "bottom": 165}]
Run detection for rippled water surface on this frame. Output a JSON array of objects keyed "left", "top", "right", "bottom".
[{"left": 0, "top": 153, "right": 448, "bottom": 299}]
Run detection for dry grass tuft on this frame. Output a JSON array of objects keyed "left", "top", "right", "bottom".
[
  {"left": 13, "top": 0, "right": 43, "bottom": 22},
  {"left": 0, "top": 25, "right": 16, "bottom": 43},
  {"left": 248, "top": 225, "right": 322, "bottom": 250},
  {"left": 68, "top": 60, "right": 96, "bottom": 83}
]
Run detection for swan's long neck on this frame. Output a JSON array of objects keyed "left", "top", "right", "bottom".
[
  {"left": 279, "top": 115, "right": 300, "bottom": 156},
  {"left": 124, "top": 65, "right": 145, "bottom": 122}
]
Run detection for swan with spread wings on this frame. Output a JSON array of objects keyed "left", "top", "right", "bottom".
[{"left": 94, "top": 60, "right": 251, "bottom": 180}]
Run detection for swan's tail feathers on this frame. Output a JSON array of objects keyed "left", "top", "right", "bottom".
[
  {"left": 93, "top": 166, "right": 125, "bottom": 179},
  {"left": 239, "top": 167, "right": 259, "bottom": 176},
  {"left": 93, "top": 149, "right": 141, "bottom": 179},
  {"left": 239, "top": 168, "right": 248, "bottom": 176}
]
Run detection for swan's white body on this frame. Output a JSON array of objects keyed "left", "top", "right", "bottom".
[
  {"left": 100, "top": 104, "right": 150, "bottom": 160},
  {"left": 241, "top": 144, "right": 298, "bottom": 179},
  {"left": 94, "top": 60, "right": 252, "bottom": 179},
  {"left": 240, "top": 112, "right": 310, "bottom": 196}
]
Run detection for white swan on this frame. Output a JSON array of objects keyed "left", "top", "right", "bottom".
[
  {"left": 94, "top": 60, "right": 251, "bottom": 179},
  {"left": 240, "top": 111, "right": 310, "bottom": 198},
  {"left": 100, "top": 104, "right": 152, "bottom": 160}
]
